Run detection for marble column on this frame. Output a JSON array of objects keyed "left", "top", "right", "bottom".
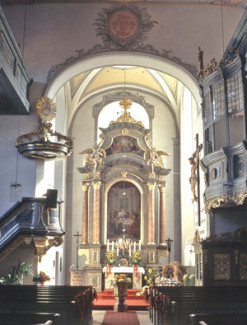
[
  {"left": 92, "top": 182, "right": 101, "bottom": 244},
  {"left": 147, "top": 182, "right": 156, "bottom": 245},
  {"left": 159, "top": 184, "right": 166, "bottom": 245},
  {"left": 81, "top": 183, "right": 89, "bottom": 244}
]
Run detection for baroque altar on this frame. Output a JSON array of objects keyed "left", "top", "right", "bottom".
[{"left": 77, "top": 97, "right": 171, "bottom": 292}]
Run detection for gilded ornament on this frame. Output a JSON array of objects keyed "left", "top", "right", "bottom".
[
  {"left": 81, "top": 183, "right": 90, "bottom": 191},
  {"left": 36, "top": 97, "right": 56, "bottom": 122},
  {"left": 121, "top": 171, "right": 128, "bottom": 178},
  {"left": 110, "top": 97, "right": 144, "bottom": 127},
  {"left": 147, "top": 182, "right": 156, "bottom": 190},
  {"left": 82, "top": 173, "right": 90, "bottom": 180},
  {"left": 93, "top": 182, "right": 101, "bottom": 190},
  {"left": 158, "top": 184, "right": 166, "bottom": 192},
  {"left": 122, "top": 128, "right": 129, "bottom": 135},
  {"left": 93, "top": 171, "right": 101, "bottom": 178}
]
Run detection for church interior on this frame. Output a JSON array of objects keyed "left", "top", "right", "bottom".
[{"left": 0, "top": 0, "right": 247, "bottom": 324}]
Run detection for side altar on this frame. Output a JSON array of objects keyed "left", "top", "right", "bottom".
[{"left": 103, "top": 266, "right": 145, "bottom": 289}]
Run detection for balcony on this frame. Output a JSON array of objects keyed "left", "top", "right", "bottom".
[{"left": 0, "top": 7, "right": 31, "bottom": 115}]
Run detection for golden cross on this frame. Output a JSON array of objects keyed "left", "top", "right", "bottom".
[{"left": 120, "top": 97, "right": 132, "bottom": 112}]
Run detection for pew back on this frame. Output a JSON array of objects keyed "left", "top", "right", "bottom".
[{"left": 0, "top": 285, "right": 92, "bottom": 325}]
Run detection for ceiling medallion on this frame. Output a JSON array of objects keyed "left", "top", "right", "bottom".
[
  {"left": 16, "top": 97, "right": 73, "bottom": 160},
  {"left": 94, "top": 6, "right": 157, "bottom": 49}
]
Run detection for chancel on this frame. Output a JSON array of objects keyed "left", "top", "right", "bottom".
[{"left": 1, "top": 1, "right": 247, "bottom": 324}]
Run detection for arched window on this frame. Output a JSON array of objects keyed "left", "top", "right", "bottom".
[{"left": 97, "top": 101, "right": 149, "bottom": 141}]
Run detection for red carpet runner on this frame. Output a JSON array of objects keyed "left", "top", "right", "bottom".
[
  {"left": 102, "top": 310, "right": 140, "bottom": 325},
  {"left": 93, "top": 289, "right": 149, "bottom": 310}
]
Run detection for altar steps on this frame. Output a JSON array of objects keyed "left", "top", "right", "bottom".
[{"left": 93, "top": 289, "right": 149, "bottom": 311}]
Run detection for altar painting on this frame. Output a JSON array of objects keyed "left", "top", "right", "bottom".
[
  {"left": 107, "top": 181, "right": 140, "bottom": 241},
  {"left": 105, "top": 136, "right": 144, "bottom": 157}
]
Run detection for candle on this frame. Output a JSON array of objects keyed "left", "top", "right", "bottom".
[
  {"left": 107, "top": 239, "right": 109, "bottom": 252},
  {"left": 139, "top": 239, "right": 141, "bottom": 251},
  {"left": 112, "top": 240, "right": 114, "bottom": 251},
  {"left": 117, "top": 246, "right": 119, "bottom": 256},
  {"left": 134, "top": 241, "right": 136, "bottom": 252},
  {"left": 129, "top": 245, "right": 131, "bottom": 256}
]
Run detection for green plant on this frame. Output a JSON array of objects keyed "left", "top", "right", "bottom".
[
  {"left": 144, "top": 268, "right": 161, "bottom": 285},
  {"left": 0, "top": 261, "right": 33, "bottom": 285}
]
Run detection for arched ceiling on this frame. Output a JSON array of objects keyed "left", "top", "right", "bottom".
[
  {"left": 46, "top": 53, "right": 201, "bottom": 129},
  {"left": 69, "top": 66, "right": 180, "bottom": 110}
]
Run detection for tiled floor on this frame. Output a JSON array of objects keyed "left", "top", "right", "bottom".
[{"left": 92, "top": 310, "right": 153, "bottom": 325}]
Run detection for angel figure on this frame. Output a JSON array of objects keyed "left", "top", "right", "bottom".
[
  {"left": 146, "top": 145, "right": 170, "bottom": 173},
  {"left": 91, "top": 145, "right": 105, "bottom": 172},
  {"left": 80, "top": 145, "right": 105, "bottom": 172}
]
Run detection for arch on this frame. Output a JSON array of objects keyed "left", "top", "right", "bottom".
[{"left": 45, "top": 52, "right": 201, "bottom": 122}]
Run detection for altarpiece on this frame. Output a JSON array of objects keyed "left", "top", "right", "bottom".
[{"left": 75, "top": 98, "right": 171, "bottom": 291}]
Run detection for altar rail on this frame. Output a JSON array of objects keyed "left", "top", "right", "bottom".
[
  {"left": 0, "top": 285, "right": 95, "bottom": 325},
  {"left": 149, "top": 286, "right": 247, "bottom": 325}
]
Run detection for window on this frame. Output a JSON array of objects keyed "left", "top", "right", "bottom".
[{"left": 97, "top": 101, "right": 149, "bottom": 141}]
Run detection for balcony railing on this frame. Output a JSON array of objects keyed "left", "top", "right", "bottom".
[{"left": 0, "top": 6, "right": 31, "bottom": 115}]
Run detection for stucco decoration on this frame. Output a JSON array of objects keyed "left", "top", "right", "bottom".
[
  {"left": 47, "top": 44, "right": 197, "bottom": 82},
  {"left": 47, "top": 6, "right": 197, "bottom": 81},
  {"left": 94, "top": 6, "right": 157, "bottom": 49}
]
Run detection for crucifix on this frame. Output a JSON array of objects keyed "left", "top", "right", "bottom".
[
  {"left": 188, "top": 134, "right": 203, "bottom": 226},
  {"left": 120, "top": 97, "right": 132, "bottom": 112},
  {"left": 73, "top": 231, "right": 82, "bottom": 269}
]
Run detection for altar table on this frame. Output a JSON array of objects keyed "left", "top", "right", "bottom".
[{"left": 103, "top": 266, "right": 145, "bottom": 289}]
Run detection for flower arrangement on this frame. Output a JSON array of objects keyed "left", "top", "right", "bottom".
[
  {"left": 114, "top": 273, "right": 131, "bottom": 283},
  {"left": 105, "top": 250, "right": 116, "bottom": 265},
  {"left": 144, "top": 268, "right": 161, "bottom": 286},
  {"left": 130, "top": 250, "right": 142, "bottom": 265},
  {"left": 33, "top": 271, "right": 50, "bottom": 284}
]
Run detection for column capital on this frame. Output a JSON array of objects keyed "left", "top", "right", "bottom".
[
  {"left": 81, "top": 183, "right": 90, "bottom": 191},
  {"left": 158, "top": 184, "right": 166, "bottom": 192},
  {"left": 147, "top": 182, "right": 156, "bottom": 191},
  {"left": 93, "top": 181, "right": 101, "bottom": 190}
]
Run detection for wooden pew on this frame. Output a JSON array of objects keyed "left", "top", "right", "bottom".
[
  {"left": 0, "top": 285, "right": 96, "bottom": 325},
  {"left": 190, "top": 311, "right": 247, "bottom": 325},
  {"left": 148, "top": 286, "right": 247, "bottom": 325},
  {"left": 0, "top": 312, "right": 61, "bottom": 325}
]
